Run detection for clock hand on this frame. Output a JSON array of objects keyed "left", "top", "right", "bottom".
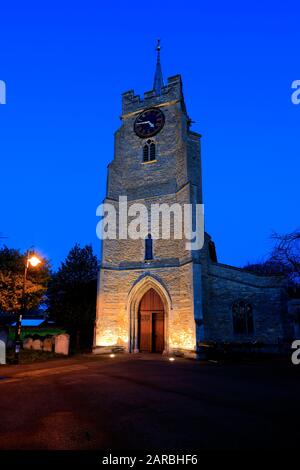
[{"left": 136, "top": 120, "right": 155, "bottom": 128}]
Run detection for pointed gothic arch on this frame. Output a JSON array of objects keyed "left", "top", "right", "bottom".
[{"left": 127, "top": 275, "right": 172, "bottom": 353}]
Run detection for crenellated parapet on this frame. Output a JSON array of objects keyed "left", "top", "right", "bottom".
[{"left": 121, "top": 75, "right": 184, "bottom": 116}]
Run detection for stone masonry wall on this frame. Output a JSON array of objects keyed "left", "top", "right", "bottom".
[
  {"left": 102, "top": 185, "right": 194, "bottom": 266},
  {"left": 203, "top": 262, "right": 288, "bottom": 344},
  {"left": 95, "top": 262, "right": 197, "bottom": 352}
]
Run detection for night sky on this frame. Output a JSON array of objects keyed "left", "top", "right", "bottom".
[{"left": 0, "top": 1, "right": 299, "bottom": 269}]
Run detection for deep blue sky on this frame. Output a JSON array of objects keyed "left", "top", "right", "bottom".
[{"left": 0, "top": 1, "right": 299, "bottom": 269}]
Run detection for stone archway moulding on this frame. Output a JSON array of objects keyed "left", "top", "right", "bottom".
[{"left": 127, "top": 275, "right": 172, "bottom": 353}]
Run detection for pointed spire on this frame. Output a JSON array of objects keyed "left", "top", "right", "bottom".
[{"left": 153, "top": 39, "right": 164, "bottom": 95}]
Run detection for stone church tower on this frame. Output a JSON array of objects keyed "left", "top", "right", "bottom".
[
  {"left": 94, "top": 42, "right": 205, "bottom": 356},
  {"left": 94, "top": 43, "right": 292, "bottom": 356}
]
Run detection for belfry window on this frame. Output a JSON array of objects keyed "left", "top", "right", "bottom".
[
  {"left": 143, "top": 145, "right": 149, "bottom": 162},
  {"left": 150, "top": 142, "right": 156, "bottom": 160},
  {"left": 143, "top": 140, "right": 156, "bottom": 162},
  {"left": 232, "top": 300, "right": 254, "bottom": 335},
  {"left": 145, "top": 234, "right": 153, "bottom": 260}
]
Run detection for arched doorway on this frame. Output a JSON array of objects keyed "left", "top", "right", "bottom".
[
  {"left": 138, "top": 288, "right": 165, "bottom": 353},
  {"left": 127, "top": 275, "right": 171, "bottom": 353}
]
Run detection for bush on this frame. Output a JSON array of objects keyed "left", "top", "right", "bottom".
[{"left": 6, "top": 349, "right": 66, "bottom": 364}]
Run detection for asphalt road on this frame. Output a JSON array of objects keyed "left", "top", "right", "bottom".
[{"left": 0, "top": 354, "right": 299, "bottom": 450}]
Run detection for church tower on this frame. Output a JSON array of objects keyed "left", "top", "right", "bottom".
[{"left": 94, "top": 42, "right": 205, "bottom": 356}]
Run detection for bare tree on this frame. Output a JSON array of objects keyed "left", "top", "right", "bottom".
[
  {"left": 243, "top": 229, "right": 300, "bottom": 288},
  {"left": 270, "top": 229, "right": 300, "bottom": 283}
]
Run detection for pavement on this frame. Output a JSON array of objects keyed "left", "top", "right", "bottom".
[{"left": 0, "top": 354, "right": 299, "bottom": 450}]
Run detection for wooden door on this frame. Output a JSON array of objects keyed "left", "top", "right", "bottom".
[
  {"left": 139, "top": 312, "right": 152, "bottom": 352},
  {"left": 138, "top": 289, "right": 164, "bottom": 353},
  {"left": 152, "top": 312, "right": 164, "bottom": 353}
]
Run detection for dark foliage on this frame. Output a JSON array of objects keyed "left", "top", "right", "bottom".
[
  {"left": 0, "top": 246, "right": 50, "bottom": 313},
  {"left": 243, "top": 229, "right": 300, "bottom": 293},
  {"left": 47, "top": 244, "right": 99, "bottom": 350}
]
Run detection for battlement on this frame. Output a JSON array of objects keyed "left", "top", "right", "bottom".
[{"left": 122, "top": 75, "right": 184, "bottom": 115}]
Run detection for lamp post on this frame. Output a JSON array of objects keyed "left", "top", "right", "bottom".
[{"left": 14, "top": 251, "right": 41, "bottom": 364}]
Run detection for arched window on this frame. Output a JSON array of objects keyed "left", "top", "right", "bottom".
[
  {"left": 143, "top": 145, "right": 149, "bottom": 162},
  {"left": 150, "top": 142, "right": 156, "bottom": 161},
  {"left": 232, "top": 300, "right": 254, "bottom": 335},
  {"left": 142, "top": 140, "right": 156, "bottom": 163},
  {"left": 145, "top": 234, "right": 153, "bottom": 260}
]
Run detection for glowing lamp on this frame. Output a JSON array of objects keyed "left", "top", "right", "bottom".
[{"left": 28, "top": 255, "right": 41, "bottom": 267}]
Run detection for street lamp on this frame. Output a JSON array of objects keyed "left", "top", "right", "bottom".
[{"left": 14, "top": 251, "right": 42, "bottom": 364}]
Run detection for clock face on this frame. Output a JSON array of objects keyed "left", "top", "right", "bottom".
[{"left": 134, "top": 108, "right": 165, "bottom": 138}]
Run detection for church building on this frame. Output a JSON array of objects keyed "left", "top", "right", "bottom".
[{"left": 94, "top": 43, "right": 292, "bottom": 356}]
